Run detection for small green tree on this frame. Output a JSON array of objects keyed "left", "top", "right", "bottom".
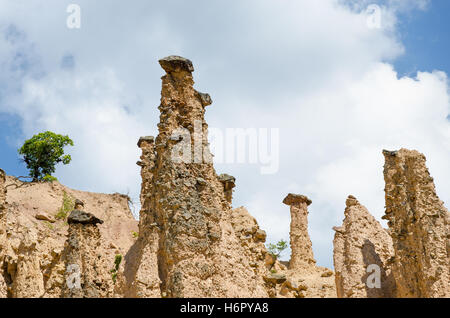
[
  {"left": 18, "top": 131, "right": 74, "bottom": 182},
  {"left": 267, "top": 239, "right": 288, "bottom": 261}
]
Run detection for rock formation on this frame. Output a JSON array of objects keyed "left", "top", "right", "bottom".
[
  {"left": 128, "top": 55, "right": 268, "bottom": 298},
  {"left": 0, "top": 175, "right": 138, "bottom": 298},
  {"left": 0, "top": 169, "right": 5, "bottom": 214},
  {"left": 333, "top": 195, "right": 396, "bottom": 298},
  {"left": 218, "top": 174, "right": 236, "bottom": 204},
  {"left": 2, "top": 58, "right": 449, "bottom": 299},
  {"left": 283, "top": 194, "right": 315, "bottom": 270},
  {"left": 63, "top": 208, "right": 111, "bottom": 297},
  {"left": 123, "top": 136, "right": 161, "bottom": 297},
  {"left": 383, "top": 149, "right": 450, "bottom": 298}
]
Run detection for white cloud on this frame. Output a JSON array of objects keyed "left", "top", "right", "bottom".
[{"left": 0, "top": 0, "right": 448, "bottom": 268}]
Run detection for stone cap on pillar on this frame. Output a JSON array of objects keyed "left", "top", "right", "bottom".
[
  {"left": 159, "top": 56, "right": 194, "bottom": 73},
  {"left": 282, "top": 193, "right": 312, "bottom": 206},
  {"left": 74, "top": 199, "right": 84, "bottom": 210},
  {"left": 68, "top": 210, "right": 104, "bottom": 225},
  {"left": 218, "top": 174, "right": 236, "bottom": 190},
  {"left": 137, "top": 136, "right": 155, "bottom": 148}
]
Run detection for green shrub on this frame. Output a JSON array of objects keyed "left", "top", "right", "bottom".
[
  {"left": 111, "top": 254, "right": 123, "bottom": 284},
  {"left": 18, "top": 131, "right": 74, "bottom": 182},
  {"left": 55, "top": 191, "right": 74, "bottom": 220},
  {"left": 267, "top": 239, "right": 288, "bottom": 261}
]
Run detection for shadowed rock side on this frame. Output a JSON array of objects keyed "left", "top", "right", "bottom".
[
  {"left": 383, "top": 149, "right": 450, "bottom": 298},
  {"left": 123, "top": 136, "right": 162, "bottom": 297},
  {"left": 333, "top": 195, "right": 396, "bottom": 298},
  {"left": 129, "top": 55, "right": 268, "bottom": 297}
]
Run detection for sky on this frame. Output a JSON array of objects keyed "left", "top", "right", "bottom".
[{"left": 0, "top": 0, "right": 449, "bottom": 268}]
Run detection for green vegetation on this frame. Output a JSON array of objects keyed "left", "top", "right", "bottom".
[
  {"left": 55, "top": 191, "right": 74, "bottom": 220},
  {"left": 111, "top": 254, "right": 123, "bottom": 283},
  {"left": 132, "top": 231, "right": 139, "bottom": 238},
  {"left": 44, "top": 221, "right": 54, "bottom": 230},
  {"left": 267, "top": 239, "right": 289, "bottom": 261},
  {"left": 18, "top": 131, "right": 74, "bottom": 182}
]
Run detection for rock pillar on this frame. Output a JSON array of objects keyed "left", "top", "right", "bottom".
[
  {"left": 383, "top": 149, "right": 449, "bottom": 297},
  {"left": 283, "top": 194, "right": 316, "bottom": 270}
]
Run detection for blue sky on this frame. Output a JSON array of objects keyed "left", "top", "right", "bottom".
[
  {"left": 1, "top": 1, "right": 448, "bottom": 177},
  {"left": 393, "top": 0, "right": 450, "bottom": 77},
  {"left": 0, "top": 0, "right": 448, "bottom": 267}
]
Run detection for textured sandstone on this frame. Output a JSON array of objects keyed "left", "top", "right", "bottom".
[
  {"left": 124, "top": 136, "right": 161, "bottom": 298},
  {"left": 283, "top": 194, "right": 315, "bottom": 270},
  {"left": 218, "top": 174, "right": 236, "bottom": 204},
  {"left": 333, "top": 195, "right": 396, "bottom": 298},
  {"left": 0, "top": 175, "right": 138, "bottom": 298},
  {"left": 383, "top": 149, "right": 450, "bottom": 298},
  {"left": 266, "top": 194, "right": 337, "bottom": 298},
  {"left": 63, "top": 212, "right": 112, "bottom": 298},
  {"left": 127, "top": 55, "right": 268, "bottom": 298}
]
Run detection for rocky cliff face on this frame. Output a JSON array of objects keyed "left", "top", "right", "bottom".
[
  {"left": 333, "top": 196, "right": 396, "bottom": 298},
  {"left": 383, "top": 149, "right": 449, "bottom": 298},
  {"left": 0, "top": 175, "right": 138, "bottom": 298}
]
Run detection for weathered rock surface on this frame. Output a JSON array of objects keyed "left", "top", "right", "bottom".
[
  {"left": 68, "top": 210, "right": 104, "bottom": 225},
  {"left": 383, "top": 149, "right": 450, "bottom": 297},
  {"left": 267, "top": 194, "right": 336, "bottom": 298},
  {"left": 0, "top": 175, "right": 138, "bottom": 298},
  {"left": 333, "top": 195, "right": 396, "bottom": 298},
  {"left": 123, "top": 136, "right": 161, "bottom": 298},
  {"left": 62, "top": 206, "right": 116, "bottom": 298},
  {"left": 126, "top": 56, "right": 269, "bottom": 298},
  {"left": 283, "top": 194, "right": 315, "bottom": 270}
]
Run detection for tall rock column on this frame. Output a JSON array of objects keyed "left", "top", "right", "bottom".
[
  {"left": 123, "top": 136, "right": 161, "bottom": 297},
  {"left": 143, "top": 56, "right": 267, "bottom": 297},
  {"left": 283, "top": 194, "right": 316, "bottom": 270},
  {"left": 333, "top": 195, "right": 396, "bottom": 298},
  {"left": 383, "top": 149, "right": 449, "bottom": 297},
  {"left": 63, "top": 208, "right": 109, "bottom": 298}
]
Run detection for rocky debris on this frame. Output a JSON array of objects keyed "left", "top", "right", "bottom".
[
  {"left": 218, "top": 174, "right": 236, "bottom": 204},
  {"left": 263, "top": 272, "right": 286, "bottom": 284},
  {"left": 383, "top": 148, "right": 450, "bottom": 297},
  {"left": 283, "top": 193, "right": 315, "bottom": 270},
  {"left": 159, "top": 55, "right": 194, "bottom": 73},
  {"left": 35, "top": 212, "right": 56, "bottom": 223},
  {"left": 333, "top": 195, "right": 396, "bottom": 298},
  {"left": 68, "top": 210, "right": 103, "bottom": 225}
]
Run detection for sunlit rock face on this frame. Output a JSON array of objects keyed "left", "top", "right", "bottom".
[{"left": 383, "top": 149, "right": 449, "bottom": 298}]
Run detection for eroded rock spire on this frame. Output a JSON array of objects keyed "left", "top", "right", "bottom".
[
  {"left": 131, "top": 55, "right": 268, "bottom": 297},
  {"left": 383, "top": 149, "right": 450, "bottom": 297},
  {"left": 333, "top": 195, "right": 396, "bottom": 298},
  {"left": 63, "top": 206, "right": 110, "bottom": 297},
  {"left": 283, "top": 194, "right": 316, "bottom": 270}
]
